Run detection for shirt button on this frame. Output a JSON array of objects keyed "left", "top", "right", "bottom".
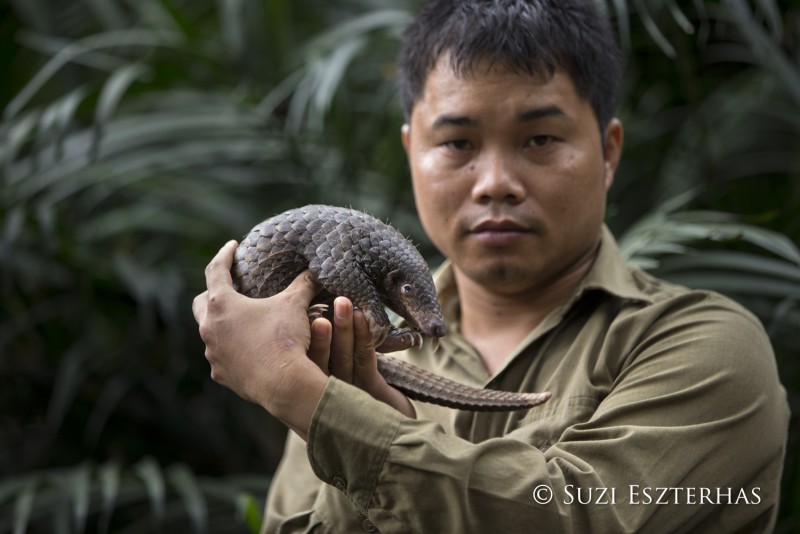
[
  {"left": 362, "top": 519, "right": 378, "bottom": 532},
  {"left": 332, "top": 475, "right": 347, "bottom": 491}
]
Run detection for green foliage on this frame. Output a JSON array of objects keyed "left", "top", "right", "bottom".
[
  {"left": 1, "top": 0, "right": 799, "bottom": 531},
  {"left": 0, "top": 458, "right": 267, "bottom": 533}
]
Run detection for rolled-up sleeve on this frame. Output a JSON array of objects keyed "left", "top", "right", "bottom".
[{"left": 307, "top": 378, "right": 404, "bottom": 514}]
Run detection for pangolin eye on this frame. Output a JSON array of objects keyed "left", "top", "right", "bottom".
[{"left": 402, "top": 284, "right": 414, "bottom": 295}]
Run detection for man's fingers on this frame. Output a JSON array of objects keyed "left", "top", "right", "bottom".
[
  {"left": 352, "top": 309, "right": 377, "bottom": 375},
  {"left": 330, "top": 297, "right": 355, "bottom": 382},
  {"left": 308, "top": 318, "right": 332, "bottom": 374},
  {"left": 205, "top": 240, "right": 239, "bottom": 295},
  {"left": 351, "top": 310, "right": 415, "bottom": 418}
]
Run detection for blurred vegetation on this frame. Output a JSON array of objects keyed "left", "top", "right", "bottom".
[{"left": 0, "top": 0, "right": 798, "bottom": 531}]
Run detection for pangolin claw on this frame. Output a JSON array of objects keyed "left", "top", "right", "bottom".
[
  {"left": 395, "top": 330, "right": 420, "bottom": 349},
  {"left": 403, "top": 330, "right": 423, "bottom": 349},
  {"left": 307, "top": 303, "right": 329, "bottom": 322}
]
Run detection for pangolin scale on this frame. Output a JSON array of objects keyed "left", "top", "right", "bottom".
[{"left": 230, "top": 204, "right": 550, "bottom": 411}]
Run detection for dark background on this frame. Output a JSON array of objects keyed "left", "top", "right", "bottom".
[{"left": 1, "top": 0, "right": 799, "bottom": 531}]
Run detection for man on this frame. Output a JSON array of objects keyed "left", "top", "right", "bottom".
[{"left": 193, "top": 0, "right": 790, "bottom": 532}]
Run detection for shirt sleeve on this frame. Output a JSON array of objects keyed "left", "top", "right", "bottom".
[{"left": 303, "top": 296, "right": 789, "bottom": 533}]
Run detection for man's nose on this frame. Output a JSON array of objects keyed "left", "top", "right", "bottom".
[{"left": 470, "top": 152, "right": 526, "bottom": 204}]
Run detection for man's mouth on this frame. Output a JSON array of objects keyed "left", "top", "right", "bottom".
[{"left": 469, "top": 219, "right": 531, "bottom": 247}]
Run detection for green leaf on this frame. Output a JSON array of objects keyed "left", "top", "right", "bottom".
[
  {"left": 0, "top": 478, "right": 32, "bottom": 506},
  {"left": 12, "top": 480, "right": 37, "bottom": 534},
  {"left": 658, "top": 251, "right": 800, "bottom": 283},
  {"left": 768, "top": 298, "right": 800, "bottom": 338},
  {"left": 671, "top": 214, "right": 800, "bottom": 265},
  {"left": 284, "top": 9, "right": 411, "bottom": 131},
  {"left": 98, "top": 461, "right": 121, "bottom": 534},
  {"left": 45, "top": 344, "right": 94, "bottom": 435},
  {"left": 4, "top": 29, "right": 183, "bottom": 120},
  {"left": 52, "top": 486, "right": 70, "bottom": 534},
  {"left": 2, "top": 111, "right": 39, "bottom": 183},
  {"left": 92, "top": 63, "right": 151, "bottom": 157},
  {"left": 620, "top": 203, "right": 800, "bottom": 269},
  {"left": 633, "top": 0, "right": 676, "bottom": 58},
  {"left": 70, "top": 463, "right": 92, "bottom": 534},
  {"left": 606, "top": 0, "right": 632, "bottom": 51},
  {"left": 54, "top": 86, "right": 89, "bottom": 159},
  {"left": 666, "top": 0, "right": 694, "bottom": 34},
  {"left": 124, "top": 0, "right": 183, "bottom": 32},
  {"left": 7, "top": 0, "right": 52, "bottom": 34},
  {"left": 167, "top": 464, "right": 207, "bottom": 534},
  {"left": 84, "top": 0, "right": 127, "bottom": 30},
  {"left": 236, "top": 492, "right": 263, "bottom": 534},
  {"left": 2, "top": 205, "right": 25, "bottom": 245},
  {"left": 85, "top": 375, "right": 137, "bottom": 447},
  {"left": 755, "top": 0, "right": 783, "bottom": 39},
  {"left": 289, "top": 37, "right": 366, "bottom": 132},
  {"left": 724, "top": 0, "right": 800, "bottom": 106},
  {"left": 303, "top": 9, "right": 411, "bottom": 52},
  {"left": 34, "top": 98, "right": 61, "bottom": 163},
  {"left": 663, "top": 272, "right": 800, "bottom": 300},
  {"left": 134, "top": 457, "right": 166, "bottom": 522},
  {"left": 17, "top": 31, "right": 125, "bottom": 72},
  {"left": 219, "top": 0, "right": 247, "bottom": 59}
]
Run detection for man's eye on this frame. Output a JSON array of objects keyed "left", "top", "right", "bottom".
[
  {"left": 443, "top": 139, "right": 472, "bottom": 150},
  {"left": 526, "top": 135, "right": 556, "bottom": 148}
]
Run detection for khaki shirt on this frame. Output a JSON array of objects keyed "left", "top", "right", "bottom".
[{"left": 264, "top": 227, "right": 789, "bottom": 533}]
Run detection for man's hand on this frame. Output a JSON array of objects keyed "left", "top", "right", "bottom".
[
  {"left": 192, "top": 240, "right": 327, "bottom": 439},
  {"left": 192, "top": 241, "right": 414, "bottom": 440},
  {"left": 307, "top": 298, "right": 416, "bottom": 418}
]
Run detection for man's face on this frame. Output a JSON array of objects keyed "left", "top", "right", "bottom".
[{"left": 402, "top": 56, "right": 623, "bottom": 295}]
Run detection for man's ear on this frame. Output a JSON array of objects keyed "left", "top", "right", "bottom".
[
  {"left": 401, "top": 123, "right": 411, "bottom": 154},
  {"left": 602, "top": 118, "right": 624, "bottom": 191}
]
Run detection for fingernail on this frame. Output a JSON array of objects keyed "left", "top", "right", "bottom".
[
  {"left": 312, "top": 320, "right": 330, "bottom": 339},
  {"left": 334, "top": 298, "right": 349, "bottom": 320}
]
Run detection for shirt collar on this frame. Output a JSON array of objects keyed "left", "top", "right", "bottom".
[{"left": 576, "top": 225, "right": 654, "bottom": 304}]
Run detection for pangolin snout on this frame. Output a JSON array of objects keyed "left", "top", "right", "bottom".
[{"left": 424, "top": 319, "right": 447, "bottom": 338}]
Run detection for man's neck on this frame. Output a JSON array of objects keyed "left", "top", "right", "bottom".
[{"left": 455, "top": 243, "right": 600, "bottom": 375}]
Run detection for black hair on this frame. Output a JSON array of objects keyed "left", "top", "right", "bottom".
[{"left": 397, "top": 0, "right": 622, "bottom": 129}]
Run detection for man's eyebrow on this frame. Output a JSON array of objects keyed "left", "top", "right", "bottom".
[
  {"left": 431, "top": 115, "right": 478, "bottom": 129},
  {"left": 518, "top": 105, "right": 567, "bottom": 122},
  {"left": 431, "top": 106, "right": 567, "bottom": 129}
]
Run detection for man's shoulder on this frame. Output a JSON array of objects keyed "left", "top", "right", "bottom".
[
  {"left": 619, "top": 266, "right": 778, "bottom": 378},
  {"left": 627, "top": 265, "right": 760, "bottom": 323}
]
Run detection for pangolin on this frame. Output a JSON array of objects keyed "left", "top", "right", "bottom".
[{"left": 230, "top": 204, "right": 550, "bottom": 411}]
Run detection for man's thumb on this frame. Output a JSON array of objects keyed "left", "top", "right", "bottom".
[{"left": 284, "top": 270, "right": 321, "bottom": 306}]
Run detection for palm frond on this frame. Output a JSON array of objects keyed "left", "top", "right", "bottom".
[
  {"left": 0, "top": 460, "right": 267, "bottom": 534},
  {"left": 276, "top": 8, "right": 412, "bottom": 132},
  {"left": 2, "top": 0, "right": 800, "bottom": 531},
  {"left": 620, "top": 198, "right": 800, "bottom": 269}
]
